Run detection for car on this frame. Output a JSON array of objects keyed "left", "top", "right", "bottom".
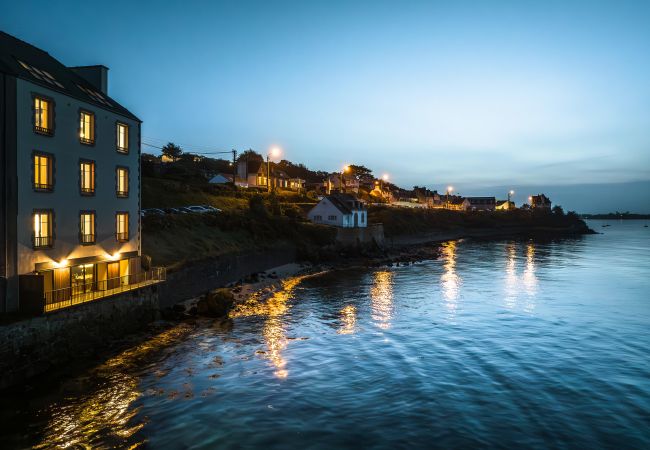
[
  {"left": 142, "top": 208, "right": 165, "bottom": 217},
  {"left": 164, "top": 207, "right": 187, "bottom": 215},
  {"left": 200, "top": 205, "right": 222, "bottom": 213},
  {"left": 186, "top": 205, "right": 211, "bottom": 214}
]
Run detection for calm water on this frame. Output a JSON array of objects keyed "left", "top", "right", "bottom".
[{"left": 3, "top": 220, "right": 650, "bottom": 449}]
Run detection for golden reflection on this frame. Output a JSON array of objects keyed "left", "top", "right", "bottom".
[
  {"left": 504, "top": 243, "right": 518, "bottom": 309},
  {"left": 440, "top": 241, "right": 460, "bottom": 312},
  {"left": 523, "top": 243, "right": 538, "bottom": 310},
  {"left": 338, "top": 305, "right": 357, "bottom": 334},
  {"left": 230, "top": 276, "right": 304, "bottom": 379},
  {"left": 371, "top": 271, "right": 394, "bottom": 329},
  {"left": 35, "top": 324, "right": 193, "bottom": 449}
]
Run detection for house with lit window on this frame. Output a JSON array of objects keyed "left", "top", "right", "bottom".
[
  {"left": 235, "top": 158, "right": 303, "bottom": 191},
  {"left": 531, "top": 194, "right": 552, "bottom": 210},
  {"left": 1, "top": 31, "right": 164, "bottom": 315},
  {"left": 307, "top": 193, "right": 367, "bottom": 228}
]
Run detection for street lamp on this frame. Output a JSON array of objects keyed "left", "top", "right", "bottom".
[
  {"left": 507, "top": 190, "right": 514, "bottom": 210},
  {"left": 267, "top": 146, "right": 281, "bottom": 192},
  {"left": 447, "top": 186, "right": 453, "bottom": 209},
  {"left": 341, "top": 165, "right": 350, "bottom": 193}
]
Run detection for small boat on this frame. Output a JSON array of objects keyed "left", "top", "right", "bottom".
[{"left": 644, "top": 225, "right": 648, "bottom": 228}]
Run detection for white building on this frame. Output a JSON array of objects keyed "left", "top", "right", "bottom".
[
  {"left": 308, "top": 194, "right": 367, "bottom": 228},
  {"left": 1, "top": 31, "right": 163, "bottom": 314}
]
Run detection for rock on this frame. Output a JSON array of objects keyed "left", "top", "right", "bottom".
[
  {"left": 196, "top": 289, "right": 235, "bottom": 318},
  {"left": 188, "top": 306, "right": 198, "bottom": 316},
  {"left": 172, "top": 303, "right": 186, "bottom": 313}
]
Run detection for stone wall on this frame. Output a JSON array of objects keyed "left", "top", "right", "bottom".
[
  {"left": 0, "top": 285, "right": 160, "bottom": 390},
  {"left": 336, "top": 223, "right": 385, "bottom": 247},
  {"left": 158, "top": 245, "right": 297, "bottom": 308}
]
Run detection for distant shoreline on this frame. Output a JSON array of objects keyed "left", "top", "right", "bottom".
[{"left": 582, "top": 214, "right": 650, "bottom": 220}]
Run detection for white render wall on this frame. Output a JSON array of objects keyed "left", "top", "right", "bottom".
[
  {"left": 16, "top": 79, "right": 140, "bottom": 274},
  {"left": 307, "top": 198, "right": 367, "bottom": 228}
]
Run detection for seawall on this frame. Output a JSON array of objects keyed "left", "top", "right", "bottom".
[{"left": 0, "top": 285, "right": 160, "bottom": 390}]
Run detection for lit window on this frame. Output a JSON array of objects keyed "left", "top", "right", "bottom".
[
  {"left": 33, "top": 210, "right": 53, "bottom": 248},
  {"left": 116, "top": 212, "right": 129, "bottom": 241},
  {"left": 116, "top": 167, "right": 129, "bottom": 197},
  {"left": 80, "top": 161, "right": 95, "bottom": 195},
  {"left": 116, "top": 123, "right": 129, "bottom": 153},
  {"left": 33, "top": 153, "right": 53, "bottom": 191},
  {"left": 80, "top": 212, "right": 95, "bottom": 244},
  {"left": 34, "top": 96, "right": 53, "bottom": 135},
  {"left": 79, "top": 111, "right": 95, "bottom": 144}
]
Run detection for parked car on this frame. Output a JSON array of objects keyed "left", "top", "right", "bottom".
[
  {"left": 142, "top": 208, "right": 165, "bottom": 217},
  {"left": 163, "top": 207, "right": 187, "bottom": 215},
  {"left": 186, "top": 205, "right": 211, "bottom": 214},
  {"left": 200, "top": 205, "right": 222, "bottom": 213}
]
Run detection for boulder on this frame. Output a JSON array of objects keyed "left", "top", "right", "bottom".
[{"left": 196, "top": 289, "right": 235, "bottom": 317}]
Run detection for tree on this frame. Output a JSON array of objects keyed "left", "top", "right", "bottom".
[
  {"left": 552, "top": 205, "right": 564, "bottom": 216},
  {"left": 237, "top": 149, "right": 263, "bottom": 163},
  {"left": 162, "top": 142, "right": 183, "bottom": 161},
  {"left": 347, "top": 164, "right": 374, "bottom": 183}
]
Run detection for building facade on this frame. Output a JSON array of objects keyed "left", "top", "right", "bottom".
[
  {"left": 308, "top": 194, "right": 367, "bottom": 228},
  {"left": 1, "top": 32, "right": 162, "bottom": 314}
]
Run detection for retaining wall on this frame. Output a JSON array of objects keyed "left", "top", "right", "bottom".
[
  {"left": 336, "top": 224, "right": 385, "bottom": 246},
  {"left": 0, "top": 285, "right": 160, "bottom": 390}
]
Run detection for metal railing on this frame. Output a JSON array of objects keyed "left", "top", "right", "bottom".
[
  {"left": 116, "top": 232, "right": 129, "bottom": 241},
  {"left": 33, "top": 236, "right": 53, "bottom": 248},
  {"left": 44, "top": 267, "right": 166, "bottom": 313},
  {"left": 80, "top": 234, "right": 95, "bottom": 244},
  {"left": 34, "top": 182, "right": 53, "bottom": 191},
  {"left": 34, "top": 125, "right": 53, "bottom": 135},
  {"left": 117, "top": 190, "right": 129, "bottom": 197}
]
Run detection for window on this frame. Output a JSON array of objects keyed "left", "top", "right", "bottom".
[
  {"left": 33, "top": 152, "right": 53, "bottom": 191},
  {"left": 116, "top": 122, "right": 129, "bottom": 153},
  {"left": 328, "top": 215, "right": 337, "bottom": 220},
  {"left": 314, "top": 215, "right": 322, "bottom": 221},
  {"left": 80, "top": 160, "right": 95, "bottom": 195},
  {"left": 34, "top": 96, "right": 53, "bottom": 135},
  {"left": 116, "top": 212, "right": 129, "bottom": 241},
  {"left": 80, "top": 212, "right": 95, "bottom": 244},
  {"left": 18, "top": 60, "right": 64, "bottom": 88},
  {"left": 33, "top": 210, "right": 53, "bottom": 248},
  {"left": 79, "top": 110, "right": 95, "bottom": 144},
  {"left": 116, "top": 167, "right": 129, "bottom": 197}
]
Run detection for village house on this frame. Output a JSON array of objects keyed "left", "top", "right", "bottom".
[
  {"left": 236, "top": 159, "right": 304, "bottom": 191},
  {"left": 496, "top": 200, "right": 516, "bottom": 210},
  {"left": 323, "top": 173, "right": 360, "bottom": 194},
  {"left": 531, "top": 194, "right": 552, "bottom": 210},
  {"left": 464, "top": 197, "right": 496, "bottom": 211},
  {"left": 0, "top": 31, "right": 164, "bottom": 314},
  {"left": 308, "top": 193, "right": 367, "bottom": 228}
]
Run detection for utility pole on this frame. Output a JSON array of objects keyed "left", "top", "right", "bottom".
[{"left": 232, "top": 149, "right": 237, "bottom": 187}]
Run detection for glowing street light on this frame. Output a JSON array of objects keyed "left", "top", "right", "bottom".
[
  {"left": 507, "top": 190, "right": 515, "bottom": 209},
  {"left": 382, "top": 174, "right": 389, "bottom": 182},
  {"left": 267, "top": 146, "right": 282, "bottom": 192},
  {"left": 446, "top": 186, "right": 453, "bottom": 209}
]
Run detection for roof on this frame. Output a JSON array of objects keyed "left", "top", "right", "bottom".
[
  {"left": 322, "top": 193, "right": 364, "bottom": 215},
  {"left": 0, "top": 31, "right": 140, "bottom": 121}
]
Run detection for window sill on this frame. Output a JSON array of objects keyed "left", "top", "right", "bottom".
[
  {"left": 34, "top": 127, "right": 54, "bottom": 137},
  {"left": 80, "top": 138, "right": 95, "bottom": 146}
]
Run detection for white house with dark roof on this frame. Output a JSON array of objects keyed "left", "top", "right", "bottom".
[
  {"left": 1, "top": 31, "right": 164, "bottom": 314},
  {"left": 308, "top": 193, "right": 367, "bottom": 228}
]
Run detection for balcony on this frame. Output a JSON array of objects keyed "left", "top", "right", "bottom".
[
  {"left": 80, "top": 234, "right": 95, "bottom": 244},
  {"left": 116, "top": 232, "right": 129, "bottom": 242},
  {"left": 34, "top": 125, "right": 53, "bottom": 136},
  {"left": 33, "top": 236, "right": 53, "bottom": 248},
  {"left": 42, "top": 268, "right": 166, "bottom": 313},
  {"left": 117, "top": 190, "right": 129, "bottom": 198}
]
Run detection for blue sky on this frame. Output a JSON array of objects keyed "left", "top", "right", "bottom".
[{"left": 2, "top": 0, "right": 649, "bottom": 212}]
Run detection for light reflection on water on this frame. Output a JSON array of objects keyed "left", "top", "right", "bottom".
[{"left": 3, "top": 221, "right": 650, "bottom": 449}]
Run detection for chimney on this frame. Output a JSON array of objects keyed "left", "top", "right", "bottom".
[{"left": 69, "top": 65, "right": 109, "bottom": 95}]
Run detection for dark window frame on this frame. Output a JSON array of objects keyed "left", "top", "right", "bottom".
[
  {"left": 79, "top": 210, "right": 97, "bottom": 245},
  {"left": 79, "top": 158, "right": 96, "bottom": 196},
  {"left": 78, "top": 108, "right": 96, "bottom": 146},
  {"left": 115, "top": 166, "right": 129, "bottom": 198},
  {"left": 115, "top": 211, "right": 129, "bottom": 242},
  {"left": 31, "top": 150, "right": 55, "bottom": 192},
  {"left": 32, "top": 208, "right": 55, "bottom": 249},
  {"left": 116, "top": 121, "right": 129, "bottom": 154},
  {"left": 31, "top": 93, "right": 55, "bottom": 136}
]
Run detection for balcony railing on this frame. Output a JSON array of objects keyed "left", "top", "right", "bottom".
[
  {"left": 117, "top": 190, "right": 129, "bottom": 198},
  {"left": 44, "top": 267, "right": 166, "bottom": 313},
  {"left": 81, "top": 187, "right": 95, "bottom": 195},
  {"left": 116, "top": 232, "right": 129, "bottom": 242},
  {"left": 33, "top": 235, "right": 53, "bottom": 248},
  {"left": 34, "top": 182, "right": 53, "bottom": 191},
  {"left": 80, "top": 234, "right": 95, "bottom": 244},
  {"left": 34, "top": 125, "right": 53, "bottom": 136},
  {"left": 80, "top": 136, "right": 94, "bottom": 145}
]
